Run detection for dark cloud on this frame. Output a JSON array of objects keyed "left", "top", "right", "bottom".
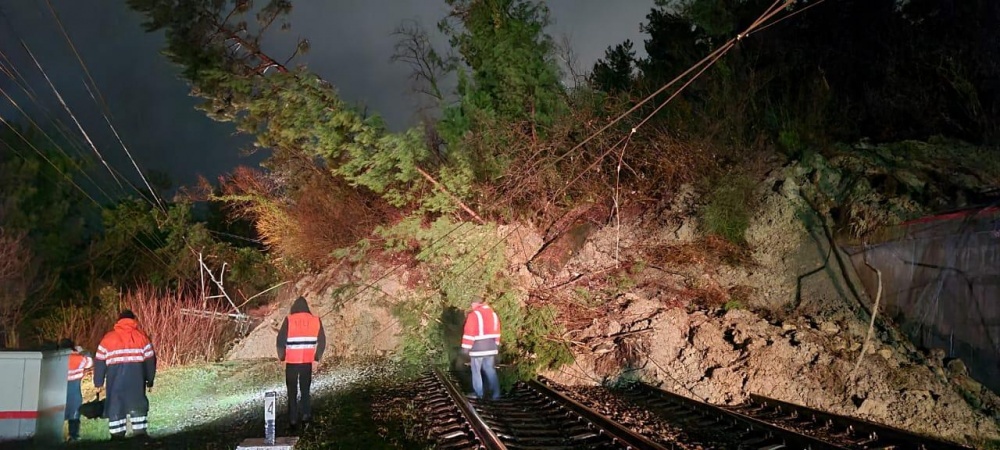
[{"left": 0, "top": 0, "right": 652, "bottom": 191}]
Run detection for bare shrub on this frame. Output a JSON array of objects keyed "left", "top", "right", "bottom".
[
  {"left": 675, "top": 277, "right": 730, "bottom": 308},
  {"left": 40, "top": 287, "right": 233, "bottom": 366},
  {"left": 484, "top": 94, "right": 632, "bottom": 221},
  {"left": 216, "top": 166, "right": 392, "bottom": 269},
  {"left": 34, "top": 304, "right": 112, "bottom": 352},
  {"left": 632, "top": 128, "right": 716, "bottom": 198},
  {"left": 122, "top": 287, "right": 235, "bottom": 367},
  {"left": 0, "top": 227, "right": 44, "bottom": 348},
  {"left": 648, "top": 234, "right": 753, "bottom": 268},
  {"left": 479, "top": 91, "right": 715, "bottom": 228},
  {"left": 291, "top": 169, "right": 392, "bottom": 265}
]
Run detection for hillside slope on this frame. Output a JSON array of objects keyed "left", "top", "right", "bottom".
[{"left": 229, "top": 142, "right": 1000, "bottom": 446}]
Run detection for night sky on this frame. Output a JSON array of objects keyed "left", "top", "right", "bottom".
[{"left": 0, "top": 0, "right": 652, "bottom": 190}]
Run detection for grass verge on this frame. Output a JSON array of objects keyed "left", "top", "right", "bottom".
[{"left": 1, "top": 358, "right": 428, "bottom": 449}]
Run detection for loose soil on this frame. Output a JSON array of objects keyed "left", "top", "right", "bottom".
[
  {"left": 227, "top": 157, "right": 1000, "bottom": 447},
  {"left": 539, "top": 172, "right": 1000, "bottom": 446}
]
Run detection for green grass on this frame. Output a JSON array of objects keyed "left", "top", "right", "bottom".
[
  {"left": 723, "top": 299, "right": 745, "bottom": 311},
  {"left": 701, "top": 173, "right": 756, "bottom": 245},
  {"left": 75, "top": 358, "right": 285, "bottom": 441},
  {"left": 1, "top": 359, "right": 430, "bottom": 449}
]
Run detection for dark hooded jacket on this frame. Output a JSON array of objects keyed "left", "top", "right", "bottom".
[
  {"left": 276, "top": 297, "right": 326, "bottom": 363},
  {"left": 95, "top": 318, "right": 156, "bottom": 420}
]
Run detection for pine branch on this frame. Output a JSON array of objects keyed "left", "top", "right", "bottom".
[
  {"left": 213, "top": 20, "right": 289, "bottom": 74},
  {"left": 415, "top": 166, "right": 484, "bottom": 224}
]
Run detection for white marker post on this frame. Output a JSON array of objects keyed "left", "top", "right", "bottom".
[
  {"left": 236, "top": 390, "right": 298, "bottom": 449},
  {"left": 264, "top": 391, "right": 277, "bottom": 445}
]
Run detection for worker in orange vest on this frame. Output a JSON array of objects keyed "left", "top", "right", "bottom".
[
  {"left": 61, "top": 338, "right": 93, "bottom": 442},
  {"left": 276, "top": 296, "right": 326, "bottom": 430},
  {"left": 94, "top": 310, "right": 156, "bottom": 440},
  {"left": 461, "top": 296, "right": 501, "bottom": 400}
]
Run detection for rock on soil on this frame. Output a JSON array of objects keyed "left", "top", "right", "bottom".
[
  {"left": 230, "top": 158, "right": 1000, "bottom": 447},
  {"left": 540, "top": 176, "right": 999, "bottom": 446},
  {"left": 545, "top": 304, "right": 999, "bottom": 445},
  {"left": 228, "top": 261, "right": 409, "bottom": 361}
]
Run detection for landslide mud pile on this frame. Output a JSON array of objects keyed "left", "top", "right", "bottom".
[{"left": 231, "top": 140, "right": 1000, "bottom": 445}]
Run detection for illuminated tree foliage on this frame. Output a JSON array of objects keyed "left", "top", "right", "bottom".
[
  {"left": 0, "top": 123, "right": 274, "bottom": 346},
  {"left": 439, "top": 0, "right": 565, "bottom": 129},
  {"left": 435, "top": 0, "right": 567, "bottom": 181},
  {"left": 126, "top": 0, "right": 575, "bottom": 223},
  {"left": 126, "top": 0, "right": 463, "bottom": 215}
]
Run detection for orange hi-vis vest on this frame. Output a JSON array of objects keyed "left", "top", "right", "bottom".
[
  {"left": 285, "top": 312, "right": 321, "bottom": 364},
  {"left": 96, "top": 318, "right": 155, "bottom": 366},
  {"left": 461, "top": 304, "right": 501, "bottom": 357},
  {"left": 67, "top": 351, "right": 94, "bottom": 381}
]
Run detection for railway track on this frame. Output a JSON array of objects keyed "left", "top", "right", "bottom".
[
  {"left": 419, "top": 368, "right": 668, "bottom": 449},
  {"left": 733, "top": 393, "right": 973, "bottom": 449},
  {"left": 416, "top": 369, "right": 971, "bottom": 449},
  {"left": 611, "top": 380, "right": 972, "bottom": 449}
]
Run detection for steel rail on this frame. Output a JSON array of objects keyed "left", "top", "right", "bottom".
[
  {"left": 433, "top": 367, "right": 507, "bottom": 450},
  {"left": 746, "top": 394, "right": 973, "bottom": 450},
  {"left": 628, "top": 382, "right": 845, "bottom": 449},
  {"left": 532, "top": 376, "right": 671, "bottom": 450}
]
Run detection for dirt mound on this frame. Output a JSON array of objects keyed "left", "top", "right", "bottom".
[
  {"left": 228, "top": 260, "right": 414, "bottom": 361},
  {"left": 543, "top": 300, "right": 998, "bottom": 444},
  {"left": 539, "top": 165, "right": 999, "bottom": 445},
  {"left": 228, "top": 152, "right": 999, "bottom": 445}
]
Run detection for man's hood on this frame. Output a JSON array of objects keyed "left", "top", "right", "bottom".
[
  {"left": 114, "top": 318, "right": 139, "bottom": 332},
  {"left": 290, "top": 296, "right": 311, "bottom": 314}
]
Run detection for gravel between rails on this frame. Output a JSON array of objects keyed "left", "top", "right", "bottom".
[{"left": 557, "top": 384, "right": 723, "bottom": 449}]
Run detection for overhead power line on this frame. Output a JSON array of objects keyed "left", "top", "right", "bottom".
[
  {"left": 18, "top": 40, "right": 124, "bottom": 188},
  {"left": 43, "top": 0, "right": 167, "bottom": 211}
]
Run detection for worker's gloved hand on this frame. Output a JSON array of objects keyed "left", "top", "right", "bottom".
[
  {"left": 74, "top": 345, "right": 85, "bottom": 353},
  {"left": 94, "top": 386, "right": 104, "bottom": 397},
  {"left": 311, "top": 361, "right": 319, "bottom": 373}
]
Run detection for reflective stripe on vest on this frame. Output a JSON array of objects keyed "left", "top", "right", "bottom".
[
  {"left": 461, "top": 304, "right": 501, "bottom": 355},
  {"left": 285, "top": 312, "right": 320, "bottom": 364},
  {"left": 96, "top": 343, "right": 154, "bottom": 366},
  {"left": 67, "top": 353, "right": 94, "bottom": 381}
]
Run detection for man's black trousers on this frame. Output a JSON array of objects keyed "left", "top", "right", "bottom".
[{"left": 285, "top": 363, "right": 313, "bottom": 425}]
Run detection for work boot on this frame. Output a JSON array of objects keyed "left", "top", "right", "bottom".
[{"left": 68, "top": 419, "right": 81, "bottom": 441}]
